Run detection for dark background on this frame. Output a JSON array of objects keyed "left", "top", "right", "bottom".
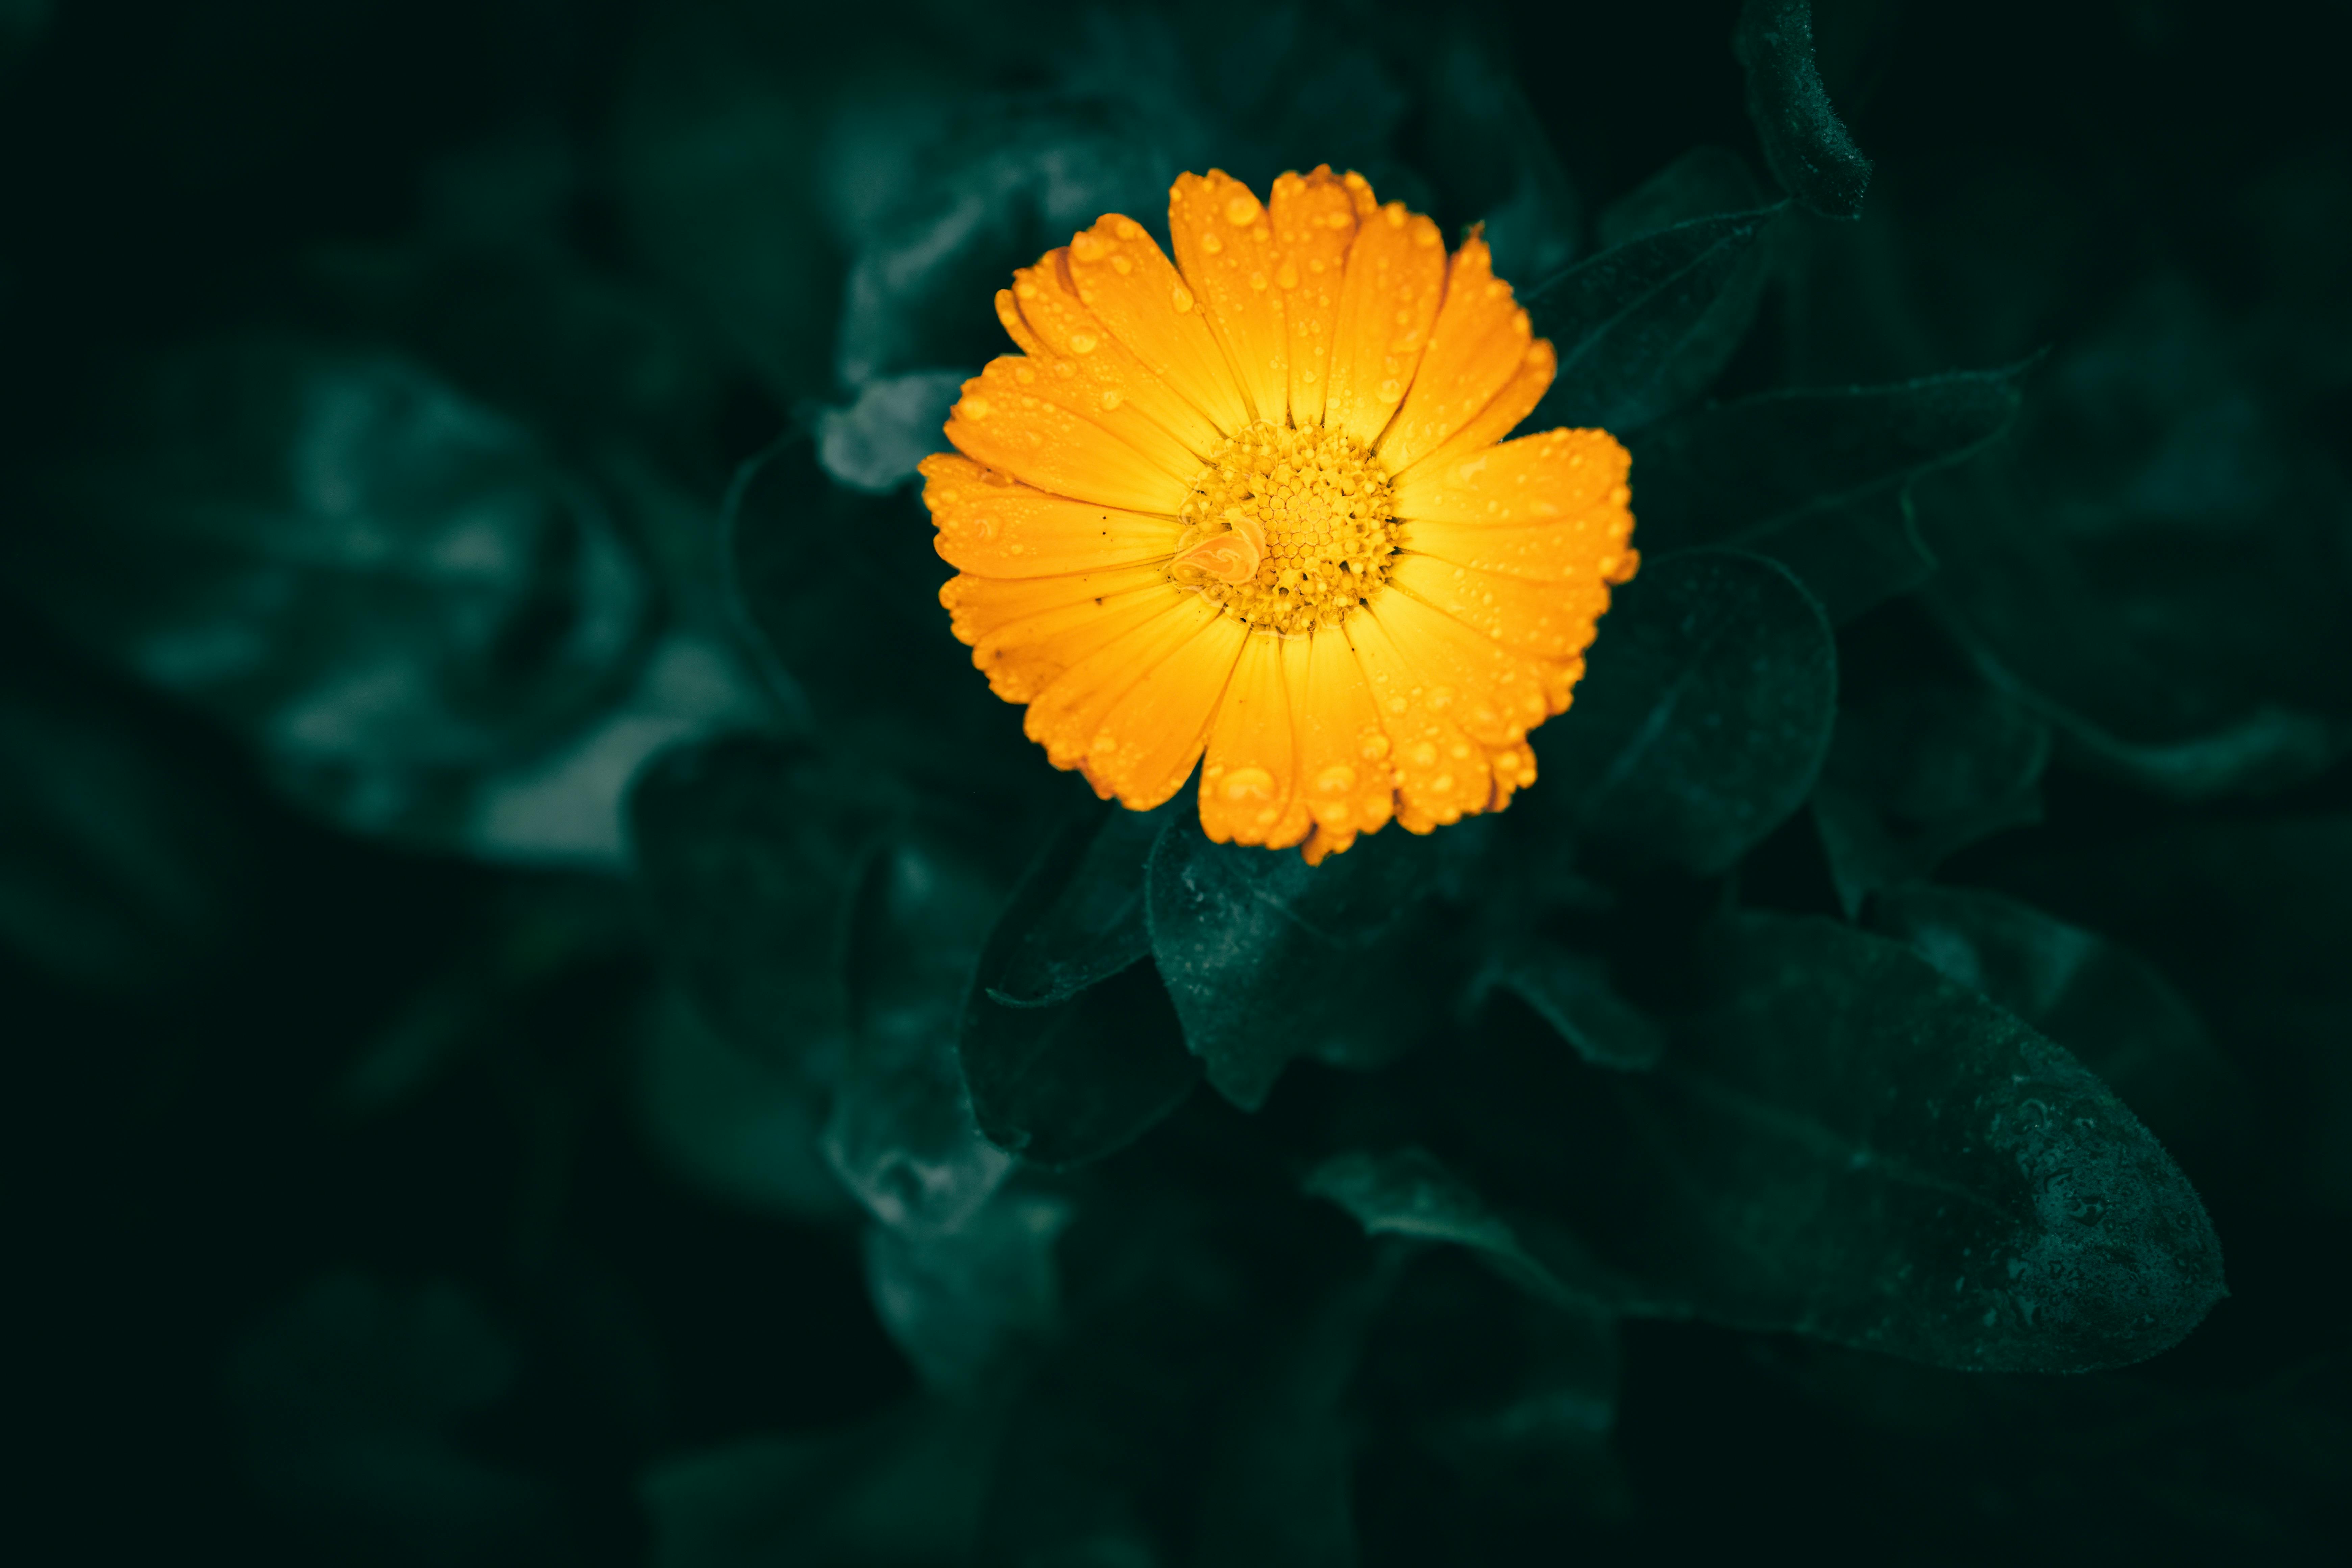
[{"left": 6, "top": 0, "right": 2350, "bottom": 1562}]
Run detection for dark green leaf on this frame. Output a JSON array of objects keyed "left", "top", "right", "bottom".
[
  {"left": 983, "top": 801, "right": 1174, "bottom": 1009},
  {"left": 1597, "top": 146, "right": 1767, "bottom": 249},
  {"left": 1146, "top": 812, "right": 1452, "bottom": 1110},
  {"left": 1483, "top": 944, "right": 1666, "bottom": 1070},
  {"left": 961, "top": 960, "right": 1201, "bottom": 1170},
  {"left": 827, "top": 828, "right": 1014, "bottom": 1233},
  {"left": 1628, "top": 365, "right": 2030, "bottom": 622},
  {"left": 1869, "top": 884, "right": 2241, "bottom": 1149},
  {"left": 1524, "top": 205, "right": 1783, "bottom": 432},
  {"left": 1447, "top": 913, "right": 2225, "bottom": 1371},
  {"left": 1305, "top": 1148, "right": 1621, "bottom": 1314},
  {"left": 1530, "top": 550, "right": 1837, "bottom": 877},
  {"left": 1734, "top": 0, "right": 1874, "bottom": 219},
  {"left": 1811, "top": 611, "right": 2051, "bottom": 914},
  {"left": 1422, "top": 40, "right": 1581, "bottom": 283}
]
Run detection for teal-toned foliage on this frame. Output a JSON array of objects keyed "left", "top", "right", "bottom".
[{"left": 6, "top": 2, "right": 2350, "bottom": 1564}]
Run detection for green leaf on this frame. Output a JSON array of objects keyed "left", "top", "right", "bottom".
[
  {"left": 827, "top": 829, "right": 1015, "bottom": 1233},
  {"left": 961, "top": 960, "right": 1201, "bottom": 1171},
  {"left": 1596, "top": 146, "right": 1767, "bottom": 250},
  {"left": 1529, "top": 549, "right": 1837, "bottom": 878},
  {"left": 1870, "top": 885, "right": 2241, "bottom": 1150},
  {"left": 1481, "top": 944, "right": 1665, "bottom": 1071},
  {"left": 1146, "top": 812, "right": 1454, "bottom": 1111},
  {"left": 1305, "top": 1148, "right": 1620, "bottom": 1314},
  {"left": 1523, "top": 204, "right": 1783, "bottom": 432},
  {"left": 1734, "top": 0, "right": 1874, "bottom": 219},
  {"left": 628, "top": 734, "right": 896, "bottom": 1067},
  {"left": 982, "top": 801, "right": 1173, "bottom": 1009},
  {"left": 1811, "top": 611, "right": 2051, "bottom": 915},
  {"left": 1627, "top": 365, "right": 2030, "bottom": 623},
  {"left": 1446, "top": 913, "right": 2226, "bottom": 1371}
]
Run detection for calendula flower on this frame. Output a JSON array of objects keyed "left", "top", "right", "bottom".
[{"left": 923, "top": 167, "right": 1637, "bottom": 862}]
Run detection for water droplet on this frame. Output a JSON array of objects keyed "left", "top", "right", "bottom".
[
  {"left": 1222, "top": 766, "right": 1276, "bottom": 801},
  {"left": 1249, "top": 270, "right": 1268, "bottom": 291},
  {"left": 1376, "top": 378, "right": 1403, "bottom": 403},
  {"left": 1069, "top": 333, "right": 1099, "bottom": 354},
  {"left": 1276, "top": 262, "right": 1300, "bottom": 289},
  {"left": 961, "top": 396, "right": 992, "bottom": 420},
  {"left": 1316, "top": 764, "right": 1356, "bottom": 794},
  {"left": 1100, "top": 389, "right": 1122, "bottom": 411},
  {"left": 1429, "top": 773, "right": 1454, "bottom": 793},
  {"left": 1111, "top": 255, "right": 1132, "bottom": 275},
  {"left": 1225, "top": 193, "right": 1261, "bottom": 226},
  {"left": 1412, "top": 742, "right": 1438, "bottom": 767},
  {"left": 1171, "top": 285, "right": 1194, "bottom": 313},
  {"left": 1115, "top": 217, "right": 1142, "bottom": 240},
  {"left": 1015, "top": 364, "right": 1036, "bottom": 384},
  {"left": 1201, "top": 231, "right": 1224, "bottom": 255}
]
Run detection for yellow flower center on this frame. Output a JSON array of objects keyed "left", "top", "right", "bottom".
[{"left": 1166, "top": 420, "right": 1397, "bottom": 636}]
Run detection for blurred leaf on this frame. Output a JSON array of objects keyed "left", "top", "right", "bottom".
[
  {"left": 1628, "top": 364, "right": 2030, "bottom": 622},
  {"left": 1147, "top": 812, "right": 1454, "bottom": 1111},
  {"left": 1812, "top": 611, "right": 2051, "bottom": 914},
  {"left": 1306, "top": 1148, "right": 1620, "bottom": 1314},
  {"left": 1597, "top": 146, "right": 1767, "bottom": 249},
  {"left": 1529, "top": 549, "right": 1837, "bottom": 878},
  {"left": 1525, "top": 204, "right": 1783, "bottom": 432},
  {"left": 634, "top": 984, "right": 850, "bottom": 1222},
  {"left": 644, "top": 1397, "right": 1005, "bottom": 1568},
  {"left": 962, "top": 961, "right": 1202, "bottom": 1170},
  {"left": 815, "top": 370, "right": 965, "bottom": 494},
  {"left": 1480, "top": 943, "right": 1666, "bottom": 1071},
  {"left": 226, "top": 1275, "right": 561, "bottom": 1567},
  {"left": 865, "top": 1189, "right": 1071, "bottom": 1392},
  {"left": 19, "top": 336, "right": 658, "bottom": 855},
  {"left": 1734, "top": 0, "right": 1874, "bottom": 219},
  {"left": 1869, "top": 884, "right": 2241, "bottom": 1149},
  {"left": 1190, "top": 1258, "right": 1400, "bottom": 1568},
  {"left": 979, "top": 1197, "right": 1251, "bottom": 1567},
  {"left": 629, "top": 734, "right": 899, "bottom": 1068},
  {"left": 1448, "top": 913, "right": 2226, "bottom": 1371},
  {"left": 826, "top": 829, "right": 1015, "bottom": 1233},
  {"left": 1918, "top": 281, "right": 2352, "bottom": 797},
  {"left": 0, "top": 644, "right": 256, "bottom": 991}
]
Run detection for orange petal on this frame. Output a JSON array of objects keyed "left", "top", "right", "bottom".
[
  {"left": 1344, "top": 608, "right": 1497, "bottom": 830},
  {"left": 1169, "top": 171, "right": 1290, "bottom": 425},
  {"left": 1267, "top": 167, "right": 1361, "bottom": 428},
  {"left": 1386, "top": 553, "right": 1615, "bottom": 664},
  {"left": 1376, "top": 235, "right": 1535, "bottom": 473},
  {"left": 944, "top": 566, "right": 1178, "bottom": 700},
  {"left": 1025, "top": 593, "right": 1230, "bottom": 772},
  {"left": 1062, "top": 216, "right": 1252, "bottom": 435},
  {"left": 1198, "top": 633, "right": 1312, "bottom": 848},
  {"left": 943, "top": 360, "right": 1193, "bottom": 514},
  {"left": 999, "top": 261, "right": 1226, "bottom": 459},
  {"left": 1360, "top": 590, "right": 1555, "bottom": 745},
  {"left": 1323, "top": 195, "right": 1446, "bottom": 448},
  {"left": 1390, "top": 426, "right": 1632, "bottom": 527},
  {"left": 1398, "top": 516, "right": 1623, "bottom": 583},
  {"left": 922, "top": 454, "right": 1181, "bottom": 578},
  {"left": 1395, "top": 338, "right": 1556, "bottom": 479},
  {"left": 1290, "top": 628, "right": 1398, "bottom": 861}
]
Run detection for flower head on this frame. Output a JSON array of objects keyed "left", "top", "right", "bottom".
[{"left": 923, "top": 168, "right": 1637, "bottom": 862}]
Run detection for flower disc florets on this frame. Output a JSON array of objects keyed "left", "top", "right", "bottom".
[{"left": 1168, "top": 421, "right": 1397, "bottom": 635}]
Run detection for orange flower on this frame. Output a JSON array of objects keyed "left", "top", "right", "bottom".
[{"left": 922, "top": 167, "right": 1638, "bottom": 862}]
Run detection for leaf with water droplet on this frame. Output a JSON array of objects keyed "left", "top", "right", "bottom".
[
  {"left": 1146, "top": 809, "right": 1457, "bottom": 1111},
  {"left": 1734, "top": 0, "right": 1874, "bottom": 220},
  {"left": 1531, "top": 549, "right": 1837, "bottom": 878},
  {"left": 1436, "top": 912, "right": 2225, "bottom": 1372}
]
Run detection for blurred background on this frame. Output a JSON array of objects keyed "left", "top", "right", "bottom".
[{"left": 5, "top": 0, "right": 2350, "bottom": 1562}]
